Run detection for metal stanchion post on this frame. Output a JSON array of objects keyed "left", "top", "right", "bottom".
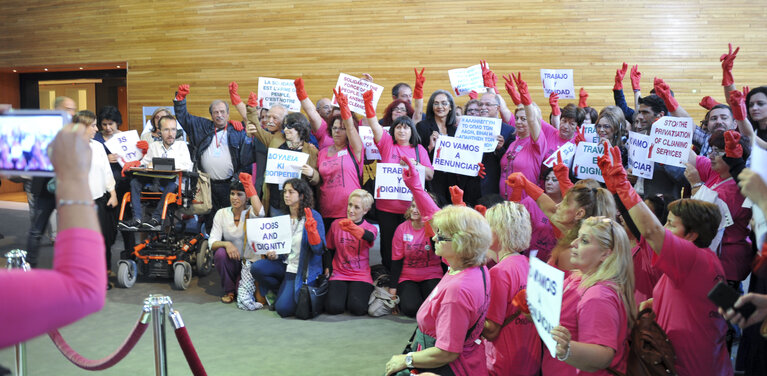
[
  {"left": 143, "top": 295, "right": 172, "bottom": 376},
  {"left": 6, "top": 249, "right": 30, "bottom": 376}
]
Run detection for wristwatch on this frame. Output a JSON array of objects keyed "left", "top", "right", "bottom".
[{"left": 405, "top": 352, "right": 414, "bottom": 368}]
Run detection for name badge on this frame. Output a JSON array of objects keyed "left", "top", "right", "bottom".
[
  {"left": 403, "top": 233, "right": 413, "bottom": 242},
  {"left": 337, "top": 149, "right": 348, "bottom": 157},
  {"left": 515, "top": 145, "right": 524, "bottom": 153},
  {"left": 212, "top": 145, "right": 222, "bottom": 157}
]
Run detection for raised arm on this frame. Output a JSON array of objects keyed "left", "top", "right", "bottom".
[
  {"left": 653, "top": 77, "right": 691, "bottom": 119},
  {"left": 229, "top": 81, "right": 248, "bottom": 123},
  {"left": 361, "top": 88, "right": 383, "bottom": 143},
  {"left": 514, "top": 72, "right": 541, "bottom": 141},
  {"left": 613, "top": 62, "right": 635, "bottom": 121},
  {"left": 345, "top": 91, "right": 364, "bottom": 162},
  {"left": 239, "top": 172, "right": 264, "bottom": 216},
  {"left": 412, "top": 68, "right": 425, "bottom": 124},
  {"left": 728, "top": 89, "right": 767, "bottom": 149},
  {"left": 630, "top": 64, "right": 642, "bottom": 111},
  {"left": 294, "top": 78, "right": 325, "bottom": 134},
  {"left": 548, "top": 92, "right": 561, "bottom": 129},
  {"left": 721, "top": 43, "right": 739, "bottom": 99}
]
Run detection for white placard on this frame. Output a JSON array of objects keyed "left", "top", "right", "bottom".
[
  {"left": 542, "top": 142, "right": 576, "bottom": 168},
  {"left": 750, "top": 141, "right": 767, "bottom": 248},
  {"left": 257, "top": 77, "right": 301, "bottom": 112},
  {"left": 527, "top": 257, "right": 565, "bottom": 358},
  {"left": 247, "top": 215, "right": 292, "bottom": 255},
  {"left": 540, "top": 69, "right": 575, "bottom": 99},
  {"left": 431, "top": 136, "right": 484, "bottom": 177},
  {"left": 264, "top": 148, "right": 310, "bottom": 187},
  {"left": 648, "top": 116, "right": 695, "bottom": 167},
  {"left": 455, "top": 116, "right": 501, "bottom": 152},
  {"left": 573, "top": 142, "right": 609, "bottom": 183},
  {"left": 104, "top": 130, "right": 141, "bottom": 167},
  {"left": 581, "top": 124, "right": 600, "bottom": 143},
  {"left": 626, "top": 131, "right": 655, "bottom": 179},
  {"left": 331, "top": 73, "right": 385, "bottom": 117},
  {"left": 448, "top": 64, "right": 485, "bottom": 96},
  {"left": 374, "top": 162, "right": 425, "bottom": 201},
  {"left": 359, "top": 126, "right": 381, "bottom": 160}
]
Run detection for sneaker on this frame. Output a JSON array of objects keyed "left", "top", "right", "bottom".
[
  {"left": 140, "top": 218, "right": 162, "bottom": 231},
  {"left": 119, "top": 218, "right": 141, "bottom": 231}
]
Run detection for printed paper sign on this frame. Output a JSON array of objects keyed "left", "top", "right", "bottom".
[
  {"left": 542, "top": 142, "right": 576, "bottom": 168},
  {"left": 331, "top": 73, "right": 385, "bottom": 117},
  {"left": 264, "top": 148, "right": 310, "bottom": 187},
  {"left": 374, "top": 162, "right": 425, "bottom": 201},
  {"left": 104, "top": 130, "right": 141, "bottom": 167},
  {"left": 626, "top": 131, "right": 655, "bottom": 179},
  {"left": 540, "top": 69, "right": 575, "bottom": 99},
  {"left": 527, "top": 257, "right": 565, "bottom": 358},
  {"left": 359, "top": 126, "right": 381, "bottom": 160},
  {"left": 455, "top": 116, "right": 501, "bottom": 152},
  {"left": 748, "top": 142, "right": 767, "bottom": 248},
  {"left": 648, "top": 116, "right": 694, "bottom": 166},
  {"left": 432, "top": 136, "right": 484, "bottom": 176},
  {"left": 247, "top": 215, "right": 292, "bottom": 255},
  {"left": 581, "top": 124, "right": 600, "bottom": 143},
  {"left": 257, "top": 77, "right": 301, "bottom": 112},
  {"left": 448, "top": 64, "right": 485, "bottom": 96},
  {"left": 573, "top": 142, "right": 610, "bottom": 183}
]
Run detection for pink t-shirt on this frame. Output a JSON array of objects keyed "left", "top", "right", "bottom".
[
  {"left": 326, "top": 219, "right": 378, "bottom": 284},
  {"left": 417, "top": 266, "right": 490, "bottom": 376},
  {"left": 541, "top": 121, "right": 573, "bottom": 161},
  {"left": 651, "top": 230, "right": 733, "bottom": 376},
  {"left": 575, "top": 281, "right": 629, "bottom": 376},
  {"left": 375, "top": 132, "right": 433, "bottom": 214},
  {"left": 696, "top": 156, "right": 753, "bottom": 281},
  {"left": 541, "top": 273, "right": 582, "bottom": 376},
  {"left": 499, "top": 135, "right": 546, "bottom": 200},
  {"left": 317, "top": 146, "right": 363, "bottom": 219},
  {"left": 520, "top": 197, "right": 557, "bottom": 262},
  {"left": 484, "top": 254, "right": 541, "bottom": 376},
  {"left": 313, "top": 118, "right": 334, "bottom": 150},
  {"left": 391, "top": 220, "right": 443, "bottom": 283},
  {"left": 633, "top": 238, "right": 662, "bottom": 306}
]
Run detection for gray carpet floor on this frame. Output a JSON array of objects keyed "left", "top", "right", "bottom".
[{"left": 0, "top": 203, "right": 414, "bottom": 375}]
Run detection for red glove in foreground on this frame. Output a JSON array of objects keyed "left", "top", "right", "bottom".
[
  {"left": 578, "top": 88, "right": 589, "bottom": 108},
  {"left": 653, "top": 77, "right": 678, "bottom": 113},
  {"left": 401, "top": 156, "right": 439, "bottom": 223},
  {"left": 549, "top": 92, "right": 561, "bottom": 116},
  {"left": 304, "top": 208, "right": 321, "bottom": 246},
  {"left": 294, "top": 78, "right": 308, "bottom": 101},
  {"left": 247, "top": 92, "right": 259, "bottom": 107},
  {"left": 720, "top": 43, "right": 739, "bottom": 87},
  {"left": 727, "top": 89, "right": 748, "bottom": 121},
  {"left": 724, "top": 130, "right": 743, "bottom": 158},
  {"left": 630, "top": 64, "right": 641, "bottom": 91},
  {"left": 552, "top": 151, "right": 574, "bottom": 196},
  {"left": 413, "top": 68, "right": 426, "bottom": 100},
  {"left": 512, "top": 289, "right": 530, "bottom": 315},
  {"left": 238, "top": 172, "right": 258, "bottom": 198},
  {"left": 503, "top": 74, "right": 522, "bottom": 106},
  {"left": 477, "top": 162, "right": 486, "bottom": 179},
  {"left": 230, "top": 121, "right": 244, "bottom": 132},
  {"left": 574, "top": 126, "right": 586, "bottom": 146},
  {"left": 121, "top": 160, "right": 141, "bottom": 177},
  {"left": 474, "top": 205, "right": 487, "bottom": 217},
  {"left": 505, "top": 172, "right": 544, "bottom": 202},
  {"left": 136, "top": 140, "right": 148, "bottom": 154},
  {"left": 614, "top": 62, "right": 628, "bottom": 91},
  {"left": 513, "top": 72, "right": 532, "bottom": 106},
  {"left": 362, "top": 89, "right": 377, "bottom": 119},
  {"left": 699, "top": 96, "right": 720, "bottom": 110},
  {"left": 449, "top": 185, "right": 466, "bottom": 206},
  {"left": 229, "top": 82, "right": 242, "bottom": 105},
  {"left": 468, "top": 90, "right": 478, "bottom": 100},
  {"left": 175, "top": 84, "right": 190, "bottom": 101},
  {"left": 333, "top": 87, "right": 352, "bottom": 120},
  {"left": 339, "top": 218, "right": 365, "bottom": 240},
  {"left": 597, "top": 141, "right": 642, "bottom": 210}
]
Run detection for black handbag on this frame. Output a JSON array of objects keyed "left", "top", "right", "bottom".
[{"left": 295, "top": 273, "right": 328, "bottom": 320}]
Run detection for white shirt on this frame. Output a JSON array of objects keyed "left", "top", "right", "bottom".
[
  {"left": 285, "top": 217, "right": 305, "bottom": 274},
  {"left": 200, "top": 128, "right": 233, "bottom": 180},
  {"left": 209, "top": 205, "right": 266, "bottom": 262},
  {"left": 88, "top": 140, "right": 115, "bottom": 200},
  {"left": 140, "top": 140, "right": 193, "bottom": 171}
]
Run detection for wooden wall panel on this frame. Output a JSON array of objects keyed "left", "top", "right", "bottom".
[{"left": 1, "top": 0, "right": 766, "bottom": 129}]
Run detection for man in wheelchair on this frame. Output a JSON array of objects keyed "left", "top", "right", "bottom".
[{"left": 119, "top": 115, "right": 193, "bottom": 231}]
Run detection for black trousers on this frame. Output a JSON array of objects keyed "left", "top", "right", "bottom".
[
  {"left": 397, "top": 279, "right": 440, "bottom": 318},
  {"left": 25, "top": 191, "right": 55, "bottom": 268},
  {"left": 204, "top": 180, "right": 232, "bottom": 232},
  {"left": 325, "top": 280, "right": 374, "bottom": 316},
  {"left": 377, "top": 210, "right": 405, "bottom": 271}
]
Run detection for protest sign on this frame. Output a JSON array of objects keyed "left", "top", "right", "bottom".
[
  {"left": 257, "top": 77, "right": 301, "bottom": 112},
  {"left": 374, "top": 163, "right": 425, "bottom": 201},
  {"left": 626, "top": 131, "right": 655, "bottom": 179},
  {"left": 573, "top": 142, "right": 609, "bottom": 183},
  {"left": 749, "top": 142, "right": 767, "bottom": 247},
  {"left": 104, "top": 130, "right": 141, "bottom": 167},
  {"left": 527, "top": 257, "right": 565, "bottom": 358},
  {"left": 542, "top": 142, "right": 576, "bottom": 168},
  {"left": 331, "top": 73, "right": 385, "bottom": 117},
  {"left": 455, "top": 116, "right": 501, "bottom": 152},
  {"left": 264, "top": 148, "right": 310, "bottom": 188},
  {"left": 540, "top": 69, "right": 575, "bottom": 99},
  {"left": 359, "top": 125, "right": 381, "bottom": 160},
  {"left": 647, "top": 116, "right": 694, "bottom": 166},
  {"left": 448, "top": 64, "right": 485, "bottom": 96},
  {"left": 431, "top": 136, "right": 484, "bottom": 176},
  {"left": 247, "top": 215, "right": 292, "bottom": 255},
  {"left": 581, "top": 124, "right": 600, "bottom": 143}
]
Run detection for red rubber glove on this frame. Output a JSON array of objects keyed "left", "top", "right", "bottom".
[
  {"left": 503, "top": 74, "right": 522, "bottom": 106},
  {"left": 597, "top": 141, "right": 642, "bottom": 210},
  {"left": 339, "top": 218, "right": 365, "bottom": 240},
  {"left": 724, "top": 130, "right": 743, "bottom": 158},
  {"left": 505, "top": 172, "right": 544, "bottom": 202},
  {"left": 630, "top": 64, "right": 641, "bottom": 91},
  {"left": 247, "top": 92, "right": 259, "bottom": 107},
  {"left": 294, "top": 78, "right": 308, "bottom": 101},
  {"left": 121, "top": 160, "right": 141, "bottom": 177},
  {"left": 578, "top": 88, "right": 588, "bottom": 108},
  {"left": 477, "top": 162, "right": 486, "bottom": 179},
  {"left": 175, "top": 84, "right": 190, "bottom": 101},
  {"left": 483, "top": 67, "right": 498, "bottom": 92},
  {"left": 720, "top": 43, "right": 739, "bottom": 87},
  {"left": 362, "top": 89, "right": 376, "bottom": 119},
  {"left": 653, "top": 77, "right": 678, "bottom": 113},
  {"left": 552, "top": 151, "right": 574, "bottom": 196},
  {"left": 230, "top": 120, "right": 244, "bottom": 132},
  {"left": 468, "top": 90, "right": 478, "bottom": 100},
  {"left": 574, "top": 126, "right": 586, "bottom": 145},
  {"left": 549, "top": 92, "right": 561, "bottom": 116},
  {"left": 136, "top": 140, "right": 149, "bottom": 155},
  {"left": 512, "top": 289, "right": 530, "bottom": 315},
  {"left": 727, "top": 89, "right": 747, "bottom": 121},
  {"left": 449, "top": 185, "right": 466, "bottom": 206},
  {"left": 480, "top": 59, "right": 490, "bottom": 77},
  {"left": 333, "top": 87, "right": 352, "bottom": 120},
  {"left": 743, "top": 86, "right": 750, "bottom": 98},
  {"left": 229, "top": 82, "right": 242, "bottom": 105},
  {"left": 474, "top": 205, "right": 487, "bottom": 217},
  {"left": 401, "top": 156, "right": 439, "bottom": 222},
  {"left": 238, "top": 172, "right": 258, "bottom": 198},
  {"left": 614, "top": 62, "right": 628, "bottom": 91},
  {"left": 699, "top": 96, "right": 720, "bottom": 110},
  {"left": 413, "top": 68, "right": 426, "bottom": 100},
  {"left": 512, "top": 72, "right": 532, "bottom": 106},
  {"left": 304, "top": 208, "right": 321, "bottom": 246}
]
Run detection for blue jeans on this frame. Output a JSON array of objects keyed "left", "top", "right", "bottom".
[
  {"left": 130, "top": 177, "right": 178, "bottom": 221},
  {"left": 250, "top": 258, "right": 297, "bottom": 317}
]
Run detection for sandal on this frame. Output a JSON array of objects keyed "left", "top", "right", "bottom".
[{"left": 221, "top": 292, "right": 235, "bottom": 304}]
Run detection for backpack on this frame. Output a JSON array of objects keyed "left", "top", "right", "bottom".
[{"left": 608, "top": 308, "right": 677, "bottom": 376}]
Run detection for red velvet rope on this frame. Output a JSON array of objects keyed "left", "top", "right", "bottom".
[
  {"left": 174, "top": 326, "right": 207, "bottom": 376},
  {"left": 48, "top": 319, "right": 149, "bottom": 370}
]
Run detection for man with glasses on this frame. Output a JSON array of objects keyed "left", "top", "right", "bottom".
[{"left": 478, "top": 92, "right": 516, "bottom": 195}]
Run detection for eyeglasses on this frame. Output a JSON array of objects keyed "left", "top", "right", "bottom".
[
  {"left": 392, "top": 106, "right": 407, "bottom": 113},
  {"left": 433, "top": 101, "right": 450, "bottom": 108},
  {"left": 435, "top": 234, "right": 452, "bottom": 243},
  {"left": 478, "top": 102, "right": 497, "bottom": 107},
  {"left": 331, "top": 127, "right": 346, "bottom": 132},
  {"left": 466, "top": 109, "right": 480, "bottom": 115},
  {"left": 707, "top": 148, "right": 725, "bottom": 158}
]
